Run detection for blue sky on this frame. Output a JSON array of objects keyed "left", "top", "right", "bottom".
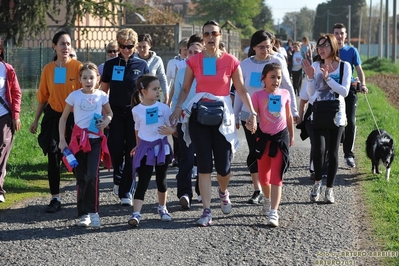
[{"left": 270, "top": 0, "right": 377, "bottom": 25}]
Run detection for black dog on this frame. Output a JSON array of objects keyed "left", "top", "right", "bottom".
[{"left": 366, "top": 129, "right": 395, "bottom": 181}]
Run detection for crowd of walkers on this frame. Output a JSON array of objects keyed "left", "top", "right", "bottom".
[{"left": 0, "top": 20, "right": 368, "bottom": 229}]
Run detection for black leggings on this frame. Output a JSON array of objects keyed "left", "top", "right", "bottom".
[{"left": 133, "top": 155, "right": 170, "bottom": 201}]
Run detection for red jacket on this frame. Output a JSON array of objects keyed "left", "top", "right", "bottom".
[
  {"left": 64, "top": 125, "right": 112, "bottom": 172},
  {"left": 2, "top": 62, "right": 22, "bottom": 120}
]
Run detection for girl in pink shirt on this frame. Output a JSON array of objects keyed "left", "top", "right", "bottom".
[{"left": 251, "top": 63, "right": 294, "bottom": 227}]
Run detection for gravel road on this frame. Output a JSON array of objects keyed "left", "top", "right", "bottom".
[{"left": 0, "top": 127, "right": 380, "bottom": 266}]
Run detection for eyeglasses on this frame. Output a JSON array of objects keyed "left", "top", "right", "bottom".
[
  {"left": 255, "top": 45, "right": 272, "bottom": 50},
  {"left": 119, "top": 44, "right": 135, "bottom": 50},
  {"left": 203, "top": 31, "right": 221, "bottom": 38},
  {"left": 107, "top": 50, "right": 118, "bottom": 54},
  {"left": 69, "top": 54, "right": 76, "bottom": 58},
  {"left": 317, "top": 43, "right": 331, "bottom": 49}
]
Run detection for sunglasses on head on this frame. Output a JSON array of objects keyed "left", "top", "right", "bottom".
[
  {"left": 107, "top": 49, "right": 118, "bottom": 53},
  {"left": 119, "top": 44, "right": 135, "bottom": 49},
  {"left": 203, "top": 31, "right": 221, "bottom": 38}
]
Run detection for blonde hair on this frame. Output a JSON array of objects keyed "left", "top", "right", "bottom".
[
  {"left": 106, "top": 41, "right": 118, "bottom": 50},
  {"left": 116, "top": 28, "right": 138, "bottom": 46}
]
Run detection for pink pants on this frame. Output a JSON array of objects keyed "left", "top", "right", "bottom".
[{"left": 257, "top": 141, "right": 283, "bottom": 187}]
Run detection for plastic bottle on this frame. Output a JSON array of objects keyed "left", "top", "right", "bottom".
[{"left": 62, "top": 148, "right": 78, "bottom": 168}]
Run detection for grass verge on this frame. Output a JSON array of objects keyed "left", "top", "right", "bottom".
[
  {"left": 356, "top": 83, "right": 399, "bottom": 265},
  {"left": 0, "top": 90, "right": 74, "bottom": 210}
]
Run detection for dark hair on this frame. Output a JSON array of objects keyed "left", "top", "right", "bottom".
[
  {"left": 333, "top": 23, "right": 346, "bottom": 31},
  {"left": 248, "top": 30, "right": 274, "bottom": 57},
  {"left": 261, "top": 63, "right": 282, "bottom": 81},
  {"left": 187, "top": 34, "right": 203, "bottom": 49},
  {"left": 79, "top": 62, "right": 99, "bottom": 77},
  {"left": 131, "top": 74, "right": 159, "bottom": 107},
  {"left": 315, "top": 34, "right": 340, "bottom": 63},
  {"left": 202, "top": 20, "right": 221, "bottom": 33},
  {"left": 138, "top": 33, "right": 152, "bottom": 46},
  {"left": 0, "top": 37, "right": 4, "bottom": 62},
  {"left": 52, "top": 31, "right": 70, "bottom": 61}
]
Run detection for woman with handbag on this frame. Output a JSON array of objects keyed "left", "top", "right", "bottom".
[
  {"left": 302, "top": 34, "right": 351, "bottom": 204},
  {"left": 0, "top": 38, "right": 22, "bottom": 203},
  {"left": 170, "top": 20, "right": 257, "bottom": 226}
]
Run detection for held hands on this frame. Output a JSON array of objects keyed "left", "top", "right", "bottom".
[
  {"left": 245, "top": 113, "right": 257, "bottom": 134},
  {"left": 169, "top": 108, "right": 181, "bottom": 126},
  {"left": 302, "top": 59, "right": 315, "bottom": 79}
]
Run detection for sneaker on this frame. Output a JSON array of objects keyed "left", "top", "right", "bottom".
[
  {"left": 309, "top": 172, "right": 315, "bottom": 181},
  {"left": 179, "top": 194, "right": 190, "bottom": 210},
  {"left": 219, "top": 189, "right": 232, "bottom": 214},
  {"left": 45, "top": 198, "right": 61, "bottom": 213},
  {"left": 120, "top": 198, "right": 133, "bottom": 206},
  {"left": 267, "top": 211, "right": 279, "bottom": 227},
  {"left": 77, "top": 214, "right": 91, "bottom": 227},
  {"left": 196, "top": 208, "right": 212, "bottom": 227},
  {"left": 113, "top": 185, "right": 119, "bottom": 197},
  {"left": 310, "top": 182, "right": 322, "bottom": 202},
  {"left": 158, "top": 207, "right": 172, "bottom": 222},
  {"left": 248, "top": 190, "right": 262, "bottom": 204},
  {"left": 325, "top": 187, "right": 335, "bottom": 204},
  {"left": 128, "top": 212, "right": 141, "bottom": 227},
  {"left": 0, "top": 194, "right": 4, "bottom": 203},
  {"left": 89, "top": 213, "right": 101, "bottom": 228},
  {"left": 345, "top": 157, "right": 356, "bottom": 168},
  {"left": 261, "top": 198, "right": 271, "bottom": 216},
  {"left": 197, "top": 195, "right": 202, "bottom": 203}
]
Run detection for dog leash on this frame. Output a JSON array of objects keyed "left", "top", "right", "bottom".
[{"left": 363, "top": 93, "right": 382, "bottom": 135}]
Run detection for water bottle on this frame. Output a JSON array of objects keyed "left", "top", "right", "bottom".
[{"left": 62, "top": 148, "right": 78, "bottom": 168}]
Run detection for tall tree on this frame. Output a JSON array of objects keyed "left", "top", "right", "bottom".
[
  {"left": 312, "top": 0, "right": 366, "bottom": 42},
  {"left": 283, "top": 8, "right": 315, "bottom": 41},
  {"left": 190, "top": 0, "right": 262, "bottom": 27},
  {"left": 252, "top": 2, "right": 273, "bottom": 30},
  {"left": 0, "top": 0, "right": 127, "bottom": 45}
]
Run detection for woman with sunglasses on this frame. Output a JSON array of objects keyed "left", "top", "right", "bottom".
[
  {"left": 135, "top": 34, "right": 168, "bottom": 104},
  {"left": 101, "top": 28, "right": 149, "bottom": 207},
  {"left": 302, "top": 34, "right": 351, "bottom": 204},
  {"left": 170, "top": 20, "right": 257, "bottom": 227},
  {"left": 233, "top": 30, "right": 298, "bottom": 208},
  {"left": 29, "top": 31, "right": 82, "bottom": 213},
  {"left": 98, "top": 41, "right": 119, "bottom": 76}
]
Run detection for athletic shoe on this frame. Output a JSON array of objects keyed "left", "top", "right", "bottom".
[
  {"left": 309, "top": 172, "right": 315, "bottom": 181},
  {"left": 128, "top": 212, "right": 141, "bottom": 227},
  {"left": 89, "top": 213, "right": 101, "bottom": 228},
  {"left": 345, "top": 157, "right": 356, "bottom": 168},
  {"left": 310, "top": 182, "right": 322, "bottom": 202},
  {"left": 267, "top": 211, "right": 279, "bottom": 227},
  {"left": 197, "top": 195, "right": 202, "bottom": 203},
  {"left": 77, "top": 214, "right": 91, "bottom": 227},
  {"left": 219, "top": 188, "right": 232, "bottom": 214},
  {"left": 120, "top": 198, "right": 132, "bottom": 206},
  {"left": 158, "top": 207, "right": 172, "bottom": 221},
  {"left": 325, "top": 187, "right": 335, "bottom": 204},
  {"left": 113, "top": 185, "right": 119, "bottom": 197},
  {"left": 261, "top": 198, "right": 271, "bottom": 216},
  {"left": 0, "top": 194, "right": 4, "bottom": 202},
  {"left": 179, "top": 194, "right": 190, "bottom": 210},
  {"left": 45, "top": 198, "right": 61, "bottom": 213},
  {"left": 248, "top": 190, "right": 262, "bottom": 204},
  {"left": 196, "top": 208, "right": 212, "bottom": 227}
]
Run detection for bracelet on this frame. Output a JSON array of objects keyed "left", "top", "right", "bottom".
[
  {"left": 175, "top": 106, "right": 182, "bottom": 109},
  {"left": 324, "top": 76, "right": 331, "bottom": 82},
  {"left": 306, "top": 76, "right": 314, "bottom": 81},
  {"left": 250, "top": 112, "right": 257, "bottom": 116}
]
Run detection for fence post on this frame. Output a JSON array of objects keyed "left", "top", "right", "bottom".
[{"left": 174, "top": 23, "right": 180, "bottom": 54}]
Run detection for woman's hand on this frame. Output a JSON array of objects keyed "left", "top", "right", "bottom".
[
  {"left": 13, "top": 119, "right": 21, "bottom": 132},
  {"left": 29, "top": 121, "right": 38, "bottom": 134},
  {"left": 58, "top": 139, "right": 68, "bottom": 153},
  {"left": 302, "top": 59, "right": 315, "bottom": 79},
  {"left": 245, "top": 113, "right": 257, "bottom": 134},
  {"left": 169, "top": 107, "right": 181, "bottom": 126},
  {"left": 130, "top": 146, "right": 137, "bottom": 157},
  {"left": 320, "top": 64, "right": 330, "bottom": 80}
]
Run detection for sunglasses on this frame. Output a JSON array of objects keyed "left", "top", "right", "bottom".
[
  {"left": 203, "top": 31, "right": 221, "bottom": 38},
  {"left": 119, "top": 44, "right": 135, "bottom": 50},
  {"left": 107, "top": 50, "right": 118, "bottom": 54},
  {"left": 69, "top": 54, "right": 76, "bottom": 58},
  {"left": 316, "top": 43, "right": 331, "bottom": 49}
]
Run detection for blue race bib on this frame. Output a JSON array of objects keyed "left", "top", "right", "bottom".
[
  {"left": 112, "top": 66, "right": 125, "bottom": 81},
  {"left": 54, "top": 68, "right": 66, "bottom": 84},
  {"left": 249, "top": 72, "right": 262, "bottom": 87},
  {"left": 203, "top": 58, "right": 217, "bottom": 76},
  {"left": 146, "top": 107, "right": 159, "bottom": 125},
  {"left": 268, "top": 94, "right": 281, "bottom": 113}
]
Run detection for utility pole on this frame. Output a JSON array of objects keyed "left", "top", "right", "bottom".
[
  {"left": 379, "top": 0, "right": 384, "bottom": 58},
  {"left": 348, "top": 5, "right": 351, "bottom": 45},
  {"left": 393, "top": 0, "right": 397, "bottom": 63},
  {"left": 385, "top": 0, "right": 389, "bottom": 58},
  {"left": 367, "top": 0, "right": 372, "bottom": 59}
]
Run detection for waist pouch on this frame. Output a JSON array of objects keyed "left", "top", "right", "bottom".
[
  {"left": 312, "top": 100, "right": 339, "bottom": 129},
  {"left": 193, "top": 100, "right": 224, "bottom": 126}
]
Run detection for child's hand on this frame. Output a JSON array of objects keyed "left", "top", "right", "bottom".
[
  {"left": 96, "top": 117, "right": 111, "bottom": 130},
  {"left": 158, "top": 123, "right": 175, "bottom": 135},
  {"left": 130, "top": 146, "right": 137, "bottom": 157}
]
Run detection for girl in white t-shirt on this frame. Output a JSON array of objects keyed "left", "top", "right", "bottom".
[
  {"left": 128, "top": 74, "right": 176, "bottom": 227},
  {"left": 59, "top": 62, "right": 113, "bottom": 228}
]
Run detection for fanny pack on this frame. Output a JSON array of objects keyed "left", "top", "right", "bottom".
[{"left": 193, "top": 100, "right": 224, "bottom": 126}]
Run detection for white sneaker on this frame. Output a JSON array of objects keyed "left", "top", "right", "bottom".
[
  {"left": 89, "top": 213, "right": 101, "bottom": 228},
  {"left": 113, "top": 185, "right": 119, "bottom": 197},
  {"left": 310, "top": 182, "right": 322, "bottom": 202},
  {"left": 267, "top": 211, "right": 279, "bottom": 227},
  {"left": 120, "top": 198, "right": 133, "bottom": 206},
  {"left": 77, "top": 214, "right": 91, "bottom": 227},
  {"left": 158, "top": 207, "right": 172, "bottom": 221},
  {"left": 219, "top": 188, "right": 232, "bottom": 214},
  {"left": 325, "top": 187, "right": 335, "bottom": 204},
  {"left": 345, "top": 157, "right": 356, "bottom": 168},
  {"left": 0, "top": 194, "right": 4, "bottom": 202},
  {"left": 179, "top": 194, "right": 190, "bottom": 210},
  {"left": 261, "top": 198, "right": 271, "bottom": 216}
]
